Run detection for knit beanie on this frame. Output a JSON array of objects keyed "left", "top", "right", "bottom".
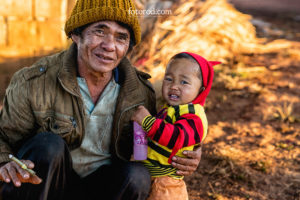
[
  {"left": 65, "top": 0, "right": 141, "bottom": 45},
  {"left": 182, "top": 52, "right": 221, "bottom": 106}
]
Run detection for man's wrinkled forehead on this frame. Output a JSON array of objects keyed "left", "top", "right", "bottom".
[{"left": 88, "top": 21, "right": 130, "bottom": 36}]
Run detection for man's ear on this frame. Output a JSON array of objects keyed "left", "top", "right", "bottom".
[{"left": 71, "top": 34, "right": 80, "bottom": 44}]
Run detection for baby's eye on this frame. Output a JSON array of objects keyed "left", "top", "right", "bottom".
[
  {"left": 164, "top": 77, "right": 172, "bottom": 81},
  {"left": 181, "top": 80, "right": 189, "bottom": 84}
]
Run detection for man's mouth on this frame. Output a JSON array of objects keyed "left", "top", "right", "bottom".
[{"left": 95, "top": 54, "right": 114, "bottom": 62}]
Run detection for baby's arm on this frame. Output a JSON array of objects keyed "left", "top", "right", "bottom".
[{"left": 131, "top": 106, "right": 151, "bottom": 126}]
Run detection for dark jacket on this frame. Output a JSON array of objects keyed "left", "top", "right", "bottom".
[{"left": 0, "top": 43, "right": 156, "bottom": 164}]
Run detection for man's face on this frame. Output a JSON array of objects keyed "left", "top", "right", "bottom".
[
  {"left": 162, "top": 58, "right": 202, "bottom": 106},
  {"left": 72, "top": 21, "right": 130, "bottom": 74}
]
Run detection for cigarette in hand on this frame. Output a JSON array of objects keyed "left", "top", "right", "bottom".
[{"left": 9, "top": 154, "right": 36, "bottom": 176}]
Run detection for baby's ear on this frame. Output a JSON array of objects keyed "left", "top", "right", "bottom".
[
  {"left": 209, "top": 61, "right": 222, "bottom": 67},
  {"left": 199, "top": 86, "right": 205, "bottom": 93}
]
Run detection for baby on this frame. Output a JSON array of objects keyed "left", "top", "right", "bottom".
[{"left": 131, "top": 52, "right": 221, "bottom": 200}]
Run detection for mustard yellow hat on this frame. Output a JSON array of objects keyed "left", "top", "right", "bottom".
[{"left": 65, "top": 0, "right": 141, "bottom": 45}]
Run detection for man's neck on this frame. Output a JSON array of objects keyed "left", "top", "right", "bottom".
[{"left": 78, "top": 65, "right": 113, "bottom": 104}]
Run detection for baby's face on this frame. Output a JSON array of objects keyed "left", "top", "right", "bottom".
[{"left": 162, "top": 58, "right": 202, "bottom": 106}]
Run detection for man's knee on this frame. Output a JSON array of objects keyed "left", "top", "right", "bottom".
[
  {"left": 17, "top": 132, "right": 67, "bottom": 164},
  {"left": 124, "top": 162, "right": 151, "bottom": 193}
]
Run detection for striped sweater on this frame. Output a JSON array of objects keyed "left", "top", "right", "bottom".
[{"left": 142, "top": 103, "right": 207, "bottom": 178}]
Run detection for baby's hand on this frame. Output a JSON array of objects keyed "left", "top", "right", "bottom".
[{"left": 131, "top": 106, "right": 151, "bottom": 125}]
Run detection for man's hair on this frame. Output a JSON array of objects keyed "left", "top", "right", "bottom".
[
  {"left": 171, "top": 53, "right": 202, "bottom": 81},
  {"left": 70, "top": 21, "right": 135, "bottom": 53}
]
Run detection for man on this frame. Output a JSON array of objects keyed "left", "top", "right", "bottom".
[{"left": 0, "top": 0, "right": 202, "bottom": 199}]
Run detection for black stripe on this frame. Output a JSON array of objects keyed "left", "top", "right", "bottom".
[
  {"left": 153, "top": 122, "right": 165, "bottom": 142},
  {"left": 187, "top": 119, "right": 200, "bottom": 143},
  {"left": 167, "top": 126, "right": 179, "bottom": 149},
  {"left": 149, "top": 168, "right": 175, "bottom": 173},
  {"left": 147, "top": 158, "right": 174, "bottom": 169},
  {"left": 178, "top": 123, "right": 189, "bottom": 147},
  {"left": 174, "top": 106, "right": 180, "bottom": 121},
  {"left": 148, "top": 140, "right": 171, "bottom": 158},
  {"left": 144, "top": 161, "right": 182, "bottom": 178},
  {"left": 188, "top": 104, "right": 195, "bottom": 114},
  {"left": 165, "top": 115, "right": 172, "bottom": 123}
]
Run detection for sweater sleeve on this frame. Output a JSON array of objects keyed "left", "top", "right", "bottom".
[
  {"left": 141, "top": 105, "right": 207, "bottom": 163},
  {"left": 144, "top": 114, "right": 205, "bottom": 148}
]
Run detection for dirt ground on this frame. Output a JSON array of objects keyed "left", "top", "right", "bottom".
[
  {"left": 183, "top": 12, "right": 300, "bottom": 200},
  {"left": 0, "top": 6, "right": 300, "bottom": 200}
]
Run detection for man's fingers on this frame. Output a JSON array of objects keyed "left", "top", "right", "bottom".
[
  {"left": 14, "top": 161, "right": 41, "bottom": 184},
  {"left": 12, "top": 162, "right": 30, "bottom": 180},
  {"left": 176, "top": 170, "right": 193, "bottom": 176},
  {"left": 171, "top": 161, "right": 195, "bottom": 176},
  {"left": 21, "top": 160, "right": 35, "bottom": 169},
  {"left": 172, "top": 155, "right": 199, "bottom": 167},
  {"left": 7, "top": 166, "right": 21, "bottom": 187},
  {"left": 171, "top": 147, "right": 202, "bottom": 176},
  {"left": 172, "top": 161, "right": 195, "bottom": 171},
  {"left": 0, "top": 167, "right": 11, "bottom": 183},
  {"left": 30, "top": 175, "right": 42, "bottom": 184},
  {"left": 182, "top": 147, "right": 202, "bottom": 159}
]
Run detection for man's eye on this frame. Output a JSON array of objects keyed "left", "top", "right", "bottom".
[
  {"left": 117, "top": 35, "right": 128, "bottom": 42},
  {"left": 165, "top": 77, "right": 172, "bottom": 81},
  {"left": 94, "top": 29, "right": 104, "bottom": 36}
]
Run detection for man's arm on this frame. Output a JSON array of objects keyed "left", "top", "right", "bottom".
[{"left": 0, "top": 70, "right": 41, "bottom": 186}]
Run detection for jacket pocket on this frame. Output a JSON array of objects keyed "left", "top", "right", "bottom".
[{"left": 49, "top": 118, "right": 74, "bottom": 137}]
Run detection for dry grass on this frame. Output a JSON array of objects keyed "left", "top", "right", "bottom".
[{"left": 130, "top": 0, "right": 292, "bottom": 81}]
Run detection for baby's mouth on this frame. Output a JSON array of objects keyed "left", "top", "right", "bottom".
[{"left": 169, "top": 94, "right": 179, "bottom": 101}]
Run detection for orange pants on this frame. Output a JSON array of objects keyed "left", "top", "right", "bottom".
[{"left": 147, "top": 176, "right": 189, "bottom": 200}]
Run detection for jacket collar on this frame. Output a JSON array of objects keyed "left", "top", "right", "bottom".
[
  {"left": 116, "top": 54, "right": 147, "bottom": 105},
  {"left": 58, "top": 43, "right": 81, "bottom": 97}
]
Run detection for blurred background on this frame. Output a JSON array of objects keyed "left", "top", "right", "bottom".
[{"left": 0, "top": 0, "right": 300, "bottom": 199}]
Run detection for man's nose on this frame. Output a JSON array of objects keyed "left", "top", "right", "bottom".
[{"left": 101, "top": 35, "right": 115, "bottom": 52}]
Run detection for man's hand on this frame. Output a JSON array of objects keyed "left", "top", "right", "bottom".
[
  {"left": 131, "top": 105, "right": 151, "bottom": 125},
  {"left": 0, "top": 160, "right": 42, "bottom": 187},
  {"left": 171, "top": 146, "right": 202, "bottom": 176}
]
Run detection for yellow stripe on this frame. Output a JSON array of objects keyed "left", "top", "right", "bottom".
[
  {"left": 179, "top": 104, "right": 189, "bottom": 117},
  {"left": 165, "top": 106, "right": 175, "bottom": 123},
  {"left": 145, "top": 140, "right": 195, "bottom": 166},
  {"left": 143, "top": 160, "right": 182, "bottom": 178},
  {"left": 142, "top": 115, "right": 156, "bottom": 132},
  {"left": 165, "top": 104, "right": 208, "bottom": 141},
  {"left": 194, "top": 105, "right": 208, "bottom": 140}
]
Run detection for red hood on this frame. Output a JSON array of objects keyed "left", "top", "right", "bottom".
[{"left": 182, "top": 52, "right": 221, "bottom": 106}]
